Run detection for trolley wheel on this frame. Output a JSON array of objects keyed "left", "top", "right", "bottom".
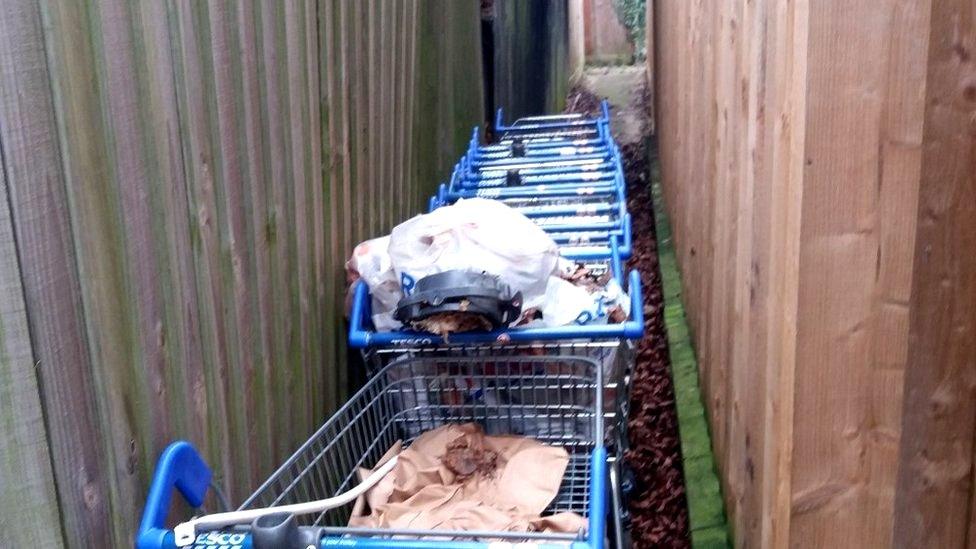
[{"left": 619, "top": 461, "right": 638, "bottom": 500}]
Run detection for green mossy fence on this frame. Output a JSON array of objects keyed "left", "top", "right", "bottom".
[{"left": 0, "top": 1, "right": 490, "bottom": 545}]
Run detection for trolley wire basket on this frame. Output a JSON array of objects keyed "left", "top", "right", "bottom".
[
  {"left": 137, "top": 355, "right": 610, "bottom": 549},
  {"left": 359, "top": 340, "right": 635, "bottom": 457},
  {"left": 494, "top": 102, "right": 611, "bottom": 142},
  {"left": 347, "top": 236, "right": 642, "bottom": 450}
]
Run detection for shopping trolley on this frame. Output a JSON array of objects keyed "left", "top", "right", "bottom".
[
  {"left": 467, "top": 128, "right": 614, "bottom": 163},
  {"left": 460, "top": 155, "right": 619, "bottom": 186},
  {"left": 456, "top": 157, "right": 621, "bottom": 187},
  {"left": 346, "top": 271, "right": 639, "bottom": 549},
  {"left": 431, "top": 169, "right": 632, "bottom": 259},
  {"left": 465, "top": 149, "right": 616, "bottom": 173},
  {"left": 138, "top": 355, "right": 622, "bottom": 549},
  {"left": 442, "top": 167, "right": 624, "bottom": 206},
  {"left": 427, "top": 197, "right": 632, "bottom": 261},
  {"left": 396, "top": 104, "right": 640, "bottom": 419},
  {"left": 494, "top": 102, "right": 611, "bottom": 142},
  {"left": 347, "top": 235, "right": 640, "bottom": 451},
  {"left": 466, "top": 124, "right": 613, "bottom": 158},
  {"left": 472, "top": 128, "right": 610, "bottom": 160}
]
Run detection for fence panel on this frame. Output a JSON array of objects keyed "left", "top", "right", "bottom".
[
  {"left": 654, "top": 1, "right": 976, "bottom": 547},
  {"left": 0, "top": 1, "right": 483, "bottom": 545}
]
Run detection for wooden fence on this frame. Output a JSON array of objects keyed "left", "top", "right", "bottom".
[
  {"left": 583, "top": 0, "right": 633, "bottom": 64},
  {"left": 0, "top": 1, "right": 483, "bottom": 546},
  {"left": 654, "top": 1, "right": 976, "bottom": 547}
]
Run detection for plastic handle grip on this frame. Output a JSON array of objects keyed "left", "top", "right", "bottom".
[
  {"left": 348, "top": 269, "right": 645, "bottom": 348},
  {"left": 348, "top": 280, "right": 372, "bottom": 348},
  {"left": 136, "top": 441, "right": 212, "bottom": 549}
]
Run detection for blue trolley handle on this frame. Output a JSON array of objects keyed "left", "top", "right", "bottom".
[
  {"left": 494, "top": 100, "right": 611, "bottom": 131},
  {"left": 349, "top": 268, "right": 644, "bottom": 348},
  {"left": 136, "top": 441, "right": 212, "bottom": 549}
]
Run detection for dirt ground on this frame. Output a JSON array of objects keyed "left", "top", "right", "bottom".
[{"left": 567, "top": 67, "right": 691, "bottom": 548}]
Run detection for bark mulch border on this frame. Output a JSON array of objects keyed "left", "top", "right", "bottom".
[{"left": 651, "top": 156, "right": 731, "bottom": 549}]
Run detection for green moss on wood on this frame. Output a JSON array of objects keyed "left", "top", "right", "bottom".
[{"left": 691, "top": 526, "right": 732, "bottom": 549}]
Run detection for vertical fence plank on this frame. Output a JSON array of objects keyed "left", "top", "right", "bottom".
[
  {"left": 171, "top": 0, "right": 238, "bottom": 496},
  {"left": 238, "top": 0, "right": 276, "bottom": 481},
  {"left": 366, "top": 0, "right": 379, "bottom": 237},
  {"left": 352, "top": 0, "right": 367, "bottom": 244},
  {"left": 319, "top": 0, "right": 343, "bottom": 408},
  {"left": 791, "top": 2, "right": 906, "bottom": 546},
  {"left": 42, "top": 1, "right": 157, "bottom": 542},
  {"left": 726, "top": 0, "right": 768, "bottom": 544},
  {"left": 283, "top": 0, "right": 311, "bottom": 457},
  {"left": 380, "top": 0, "right": 394, "bottom": 233},
  {"left": 893, "top": 1, "right": 976, "bottom": 546},
  {"left": 405, "top": 0, "right": 421, "bottom": 215},
  {"left": 655, "top": 0, "right": 976, "bottom": 546},
  {"left": 2, "top": 1, "right": 489, "bottom": 541},
  {"left": 0, "top": 1, "right": 111, "bottom": 545},
  {"left": 863, "top": 0, "right": 932, "bottom": 544},
  {"left": 705, "top": 0, "right": 731, "bottom": 467},
  {"left": 0, "top": 132, "right": 64, "bottom": 549},
  {"left": 205, "top": 0, "right": 257, "bottom": 493},
  {"left": 304, "top": 0, "right": 326, "bottom": 425}
]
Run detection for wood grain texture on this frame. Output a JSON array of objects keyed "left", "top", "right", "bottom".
[
  {"left": 0, "top": 0, "right": 485, "bottom": 542},
  {"left": 0, "top": 1, "right": 112, "bottom": 545},
  {"left": 568, "top": 0, "right": 586, "bottom": 81},
  {"left": 0, "top": 116, "right": 64, "bottom": 549},
  {"left": 791, "top": 1, "right": 905, "bottom": 546},
  {"left": 643, "top": 0, "right": 654, "bottom": 132},
  {"left": 653, "top": 0, "right": 976, "bottom": 546},
  {"left": 582, "top": 0, "right": 633, "bottom": 64},
  {"left": 893, "top": 1, "right": 976, "bottom": 547}
]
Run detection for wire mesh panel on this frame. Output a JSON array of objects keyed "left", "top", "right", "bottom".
[
  {"left": 238, "top": 355, "right": 604, "bottom": 544},
  {"left": 489, "top": 194, "right": 622, "bottom": 209},
  {"left": 362, "top": 341, "right": 633, "bottom": 456}
]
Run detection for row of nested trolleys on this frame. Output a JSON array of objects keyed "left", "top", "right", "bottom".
[{"left": 138, "top": 103, "right": 642, "bottom": 549}]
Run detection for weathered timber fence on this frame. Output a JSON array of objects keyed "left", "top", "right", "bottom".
[
  {"left": 654, "top": 1, "right": 976, "bottom": 547},
  {"left": 0, "top": 1, "right": 483, "bottom": 546},
  {"left": 583, "top": 0, "right": 633, "bottom": 64}
]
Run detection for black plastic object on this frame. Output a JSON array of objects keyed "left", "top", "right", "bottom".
[
  {"left": 505, "top": 169, "right": 522, "bottom": 186},
  {"left": 394, "top": 270, "right": 523, "bottom": 330},
  {"left": 620, "top": 462, "right": 638, "bottom": 499},
  {"left": 511, "top": 138, "right": 526, "bottom": 157}
]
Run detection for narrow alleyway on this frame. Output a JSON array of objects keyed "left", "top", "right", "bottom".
[{"left": 567, "top": 66, "right": 692, "bottom": 547}]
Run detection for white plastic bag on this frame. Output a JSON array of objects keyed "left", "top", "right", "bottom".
[
  {"left": 351, "top": 198, "right": 629, "bottom": 332},
  {"left": 519, "top": 275, "right": 631, "bottom": 328},
  {"left": 389, "top": 198, "right": 560, "bottom": 314},
  {"left": 346, "top": 236, "right": 402, "bottom": 331}
]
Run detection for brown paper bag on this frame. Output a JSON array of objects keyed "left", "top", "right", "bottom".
[{"left": 348, "top": 423, "right": 587, "bottom": 536}]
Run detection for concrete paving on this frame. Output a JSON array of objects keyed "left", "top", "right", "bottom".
[{"left": 578, "top": 65, "right": 648, "bottom": 145}]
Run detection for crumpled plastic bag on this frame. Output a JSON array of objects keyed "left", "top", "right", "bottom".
[
  {"left": 346, "top": 199, "right": 629, "bottom": 331},
  {"left": 348, "top": 423, "right": 587, "bottom": 536},
  {"left": 530, "top": 275, "right": 630, "bottom": 327},
  {"left": 345, "top": 235, "right": 401, "bottom": 331},
  {"left": 389, "top": 198, "right": 559, "bottom": 313}
]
